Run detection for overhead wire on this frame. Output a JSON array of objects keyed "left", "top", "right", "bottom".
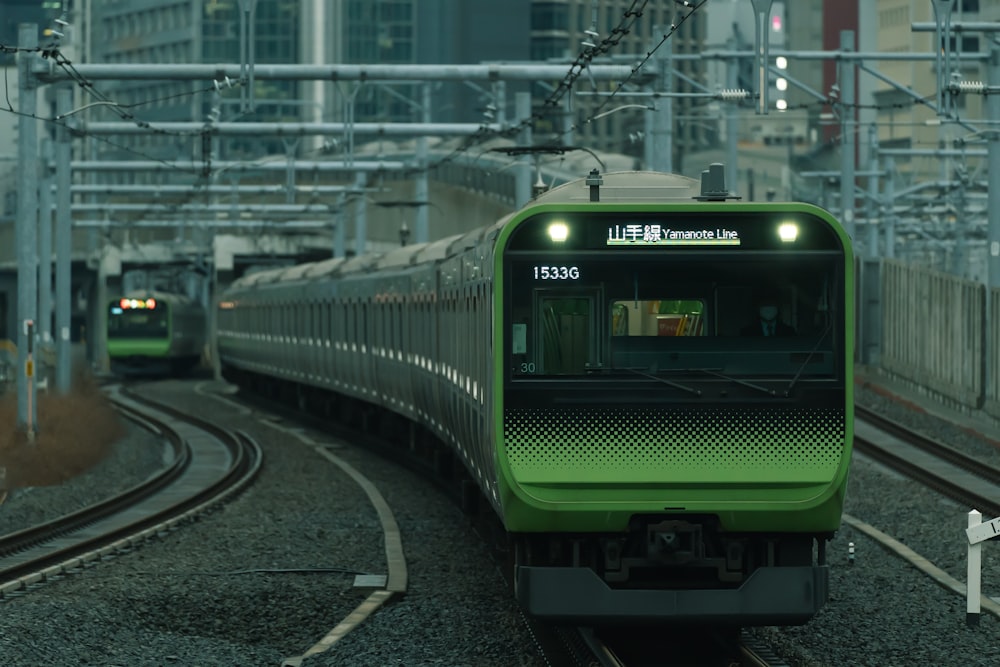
[{"left": 3, "top": 8, "right": 992, "bottom": 232}]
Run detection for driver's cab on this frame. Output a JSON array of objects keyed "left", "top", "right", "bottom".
[{"left": 512, "top": 277, "right": 836, "bottom": 382}]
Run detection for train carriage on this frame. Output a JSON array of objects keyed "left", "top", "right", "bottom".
[
  {"left": 497, "top": 173, "right": 852, "bottom": 624},
  {"left": 217, "top": 169, "right": 853, "bottom": 627},
  {"left": 107, "top": 290, "right": 206, "bottom": 375}
]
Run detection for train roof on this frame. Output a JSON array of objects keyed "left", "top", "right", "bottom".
[
  {"left": 375, "top": 243, "right": 428, "bottom": 270},
  {"left": 339, "top": 252, "right": 384, "bottom": 276},
  {"left": 226, "top": 171, "right": 706, "bottom": 292},
  {"left": 302, "top": 256, "right": 348, "bottom": 278},
  {"left": 232, "top": 266, "right": 286, "bottom": 288},
  {"left": 413, "top": 233, "right": 464, "bottom": 264},
  {"left": 277, "top": 263, "right": 315, "bottom": 282},
  {"left": 453, "top": 225, "right": 491, "bottom": 252},
  {"left": 529, "top": 170, "right": 701, "bottom": 204}
]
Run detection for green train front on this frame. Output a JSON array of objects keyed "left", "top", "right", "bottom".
[
  {"left": 495, "top": 202, "right": 853, "bottom": 625},
  {"left": 107, "top": 294, "right": 205, "bottom": 375}
]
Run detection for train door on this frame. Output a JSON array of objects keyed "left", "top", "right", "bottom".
[{"left": 533, "top": 288, "right": 603, "bottom": 374}]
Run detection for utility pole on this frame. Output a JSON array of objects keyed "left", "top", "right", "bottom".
[
  {"left": 415, "top": 83, "right": 430, "bottom": 244},
  {"left": 515, "top": 92, "right": 532, "bottom": 208},
  {"left": 38, "top": 138, "right": 54, "bottom": 387},
  {"left": 866, "top": 124, "right": 879, "bottom": 259},
  {"left": 16, "top": 24, "right": 39, "bottom": 438},
  {"left": 749, "top": 0, "right": 774, "bottom": 115},
  {"left": 646, "top": 31, "right": 673, "bottom": 173},
  {"left": 985, "top": 42, "right": 1000, "bottom": 407},
  {"left": 354, "top": 172, "right": 368, "bottom": 256},
  {"left": 884, "top": 157, "right": 896, "bottom": 260},
  {"left": 725, "top": 30, "right": 740, "bottom": 197},
  {"left": 55, "top": 86, "right": 73, "bottom": 394},
  {"left": 839, "top": 31, "right": 856, "bottom": 240},
  {"left": 987, "top": 42, "right": 1000, "bottom": 294}
]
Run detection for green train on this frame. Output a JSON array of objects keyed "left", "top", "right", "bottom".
[
  {"left": 217, "top": 170, "right": 854, "bottom": 625},
  {"left": 107, "top": 290, "right": 206, "bottom": 375}
]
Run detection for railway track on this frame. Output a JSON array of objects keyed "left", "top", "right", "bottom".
[
  {"left": 0, "top": 384, "right": 262, "bottom": 598},
  {"left": 565, "top": 626, "right": 791, "bottom": 667},
  {"left": 854, "top": 405, "right": 1000, "bottom": 517}
]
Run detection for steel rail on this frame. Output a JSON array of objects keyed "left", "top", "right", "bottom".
[
  {"left": 0, "top": 401, "right": 189, "bottom": 567},
  {"left": 0, "top": 386, "right": 262, "bottom": 597},
  {"left": 854, "top": 405, "right": 1000, "bottom": 518}
]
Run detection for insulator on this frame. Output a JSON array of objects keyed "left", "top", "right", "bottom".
[
  {"left": 718, "top": 89, "right": 750, "bottom": 101},
  {"left": 953, "top": 80, "right": 986, "bottom": 94}
]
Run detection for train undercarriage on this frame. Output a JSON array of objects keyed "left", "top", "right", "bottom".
[{"left": 512, "top": 517, "right": 831, "bottom": 625}]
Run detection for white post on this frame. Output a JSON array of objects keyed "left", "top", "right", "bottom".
[{"left": 968, "top": 509, "right": 982, "bottom": 627}]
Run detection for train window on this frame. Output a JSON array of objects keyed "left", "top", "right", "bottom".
[
  {"left": 304, "top": 302, "right": 311, "bottom": 343},
  {"left": 507, "top": 253, "right": 841, "bottom": 380},
  {"left": 395, "top": 301, "right": 401, "bottom": 357},
  {"left": 362, "top": 302, "right": 369, "bottom": 349},
  {"left": 611, "top": 299, "right": 705, "bottom": 337},
  {"left": 107, "top": 304, "right": 169, "bottom": 339}
]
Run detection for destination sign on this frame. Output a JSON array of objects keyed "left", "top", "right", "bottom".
[{"left": 607, "top": 224, "right": 741, "bottom": 246}]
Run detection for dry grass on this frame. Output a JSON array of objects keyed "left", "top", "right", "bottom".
[{"left": 0, "top": 369, "right": 124, "bottom": 489}]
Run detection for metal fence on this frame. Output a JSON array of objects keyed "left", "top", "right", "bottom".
[{"left": 876, "top": 259, "right": 994, "bottom": 414}]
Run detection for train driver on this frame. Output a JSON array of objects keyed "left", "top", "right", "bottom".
[{"left": 741, "top": 290, "right": 795, "bottom": 337}]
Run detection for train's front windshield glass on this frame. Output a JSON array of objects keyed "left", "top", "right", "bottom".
[
  {"left": 506, "top": 254, "right": 842, "bottom": 381},
  {"left": 108, "top": 304, "right": 169, "bottom": 339}
]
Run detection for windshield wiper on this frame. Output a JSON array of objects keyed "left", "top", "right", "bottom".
[
  {"left": 694, "top": 368, "right": 778, "bottom": 397},
  {"left": 598, "top": 366, "right": 702, "bottom": 396},
  {"left": 784, "top": 322, "right": 834, "bottom": 396}
]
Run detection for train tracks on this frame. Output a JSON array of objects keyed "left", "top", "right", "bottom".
[
  {"left": 854, "top": 405, "right": 1000, "bottom": 517},
  {"left": 559, "top": 626, "right": 791, "bottom": 667},
  {"left": 0, "top": 384, "right": 262, "bottom": 598}
]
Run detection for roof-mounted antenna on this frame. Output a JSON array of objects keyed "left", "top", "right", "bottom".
[
  {"left": 532, "top": 161, "right": 549, "bottom": 198},
  {"left": 695, "top": 163, "right": 741, "bottom": 201},
  {"left": 586, "top": 169, "right": 603, "bottom": 202}
]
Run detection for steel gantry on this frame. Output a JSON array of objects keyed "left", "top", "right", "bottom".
[{"left": 11, "top": 12, "right": 1000, "bottom": 436}]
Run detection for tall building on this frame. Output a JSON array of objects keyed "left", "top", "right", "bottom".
[
  {"left": 87, "top": 1, "right": 532, "bottom": 175},
  {"left": 87, "top": 1, "right": 709, "bottom": 174},
  {"left": 314, "top": 0, "right": 531, "bottom": 124}
]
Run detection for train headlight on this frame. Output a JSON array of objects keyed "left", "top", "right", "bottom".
[
  {"left": 778, "top": 222, "right": 799, "bottom": 243},
  {"left": 548, "top": 222, "right": 569, "bottom": 243}
]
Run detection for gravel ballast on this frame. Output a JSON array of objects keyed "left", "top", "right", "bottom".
[
  {"left": 2, "top": 376, "right": 1000, "bottom": 665},
  {"left": 1, "top": 380, "right": 542, "bottom": 666},
  {"left": 752, "top": 380, "right": 1000, "bottom": 667}
]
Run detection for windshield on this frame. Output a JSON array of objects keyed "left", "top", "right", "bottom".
[
  {"left": 108, "top": 303, "right": 169, "bottom": 339},
  {"left": 505, "top": 253, "right": 842, "bottom": 381}
]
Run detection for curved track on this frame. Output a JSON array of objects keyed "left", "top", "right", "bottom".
[{"left": 0, "top": 384, "right": 262, "bottom": 598}]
